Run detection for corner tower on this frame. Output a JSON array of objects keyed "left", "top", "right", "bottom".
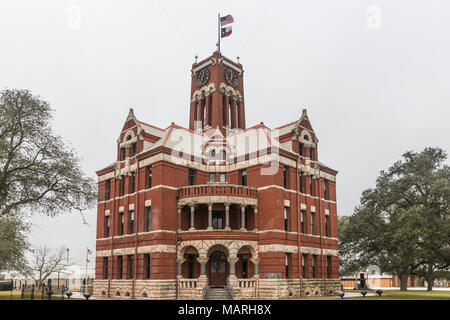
[{"left": 189, "top": 51, "right": 245, "bottom": 132}]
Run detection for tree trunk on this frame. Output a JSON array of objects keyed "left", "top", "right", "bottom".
[
  {"left": 426, "top": 277, "right": 434, "bottom": 291},
  {"left": 400, "top": 273, "right": 408, "bottom": 291}
]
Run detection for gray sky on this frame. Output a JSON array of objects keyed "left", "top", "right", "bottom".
[{"left": 1, "top": 0, "right": 449, "bottom": 265}]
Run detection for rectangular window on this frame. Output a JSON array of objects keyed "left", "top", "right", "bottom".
[
  {"left": 299, "top": 142, "right": 304, "bottom": 157},
  {"left": 130, "top": 172, "right": 135, "bottom": 194},
  {"left": 219, "top": 173, "right": 226, "bottom": 183},
  {"left": 325, "top": 215, "right": 330, "bottom": 237},
  {"left": 324, "top": 180, "right": 328, "bottom": 200},
  {"left": 132, "top": 143, "right": 137, "bottom": 156},
  {"left": 312, "top": 255, "right": 317, "bottom": 278},
  {"left": 147, "top": 166, "right": 152, "bottom": 189},
  {"left": 310, "top": 177, "right": 314, "bottom": 196},
  {"left": 120, "top": 148, "right": 126, "bottom": 160},
  {"left": 310, "top": 147, "right": 314, "bottom": 161},
  {"left": 283, "top": 166, "right": 288, "bottom": 189},
  {"left": 128, "top": 255, "right": 133, "bottom": 279},
  {"left": 301, "top": 210, "right": 305, "bottom": 233},
  {"left": 311, "top": 212, "right": 315, "bottom": 235},
  {"left": 120, "top": 175, "right": 125, "bottom": 196},
  {"left": 285, "top": 253, "right": 290, "bottom": 278},
  {"left": 118, "top": 256, "right": 123, "bottom": 279},
  {"left": 144, "top": 254, "right": 150, "bottom": 279},
  {"left": 302, "top": 254, "right": 307, "bottom": 278},
  {"left": 240, "top": 169, "right": 247, "bottom": 186},
  {"left": 188, "top": 169, "right": 196, "bottom": 186},
  {"left": 104, "top": 257, "right": 109, "bottom": 279},
  {"left": 300, "top": 174, "right": 304, "bottom": 193},
  {"left": 327, "top": 256, "right": 332, "bottom": 278},
  {"left": 129, "top": 210, "right": 134, "bottom": 234},
  {"left": 105, "top": 180, "right": 111, "bottom": 200},
  {"left": 145, "top": 207, "right": 151, "bottom": 232},
  {"left": 284, "top": 207, "right": 289, "bottom": 231},
  {"left": 119, "top": 213, "right": 124, "bottom": 236},
  {"left": 105, "top": 216, "right": 110, "bottom": 237},
  {"left": 209, "top": 173, "right": 215, "bottom": 183}
]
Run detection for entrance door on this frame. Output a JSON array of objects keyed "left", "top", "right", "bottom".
[{"left": 209, "top": 251, "right": 227, "bottom": 286}]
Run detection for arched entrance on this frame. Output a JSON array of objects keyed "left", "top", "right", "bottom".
[{"left": 208, "top": 251, "right": 228, "bottom": 286}]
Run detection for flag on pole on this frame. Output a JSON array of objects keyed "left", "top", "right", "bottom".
[
  {"left": 221, "top": 26, "right": 232, "bottom": 38},
  {"left": 220, "top": 14, "right": 234, "bottom": 26},
  {"left": 86, "top": 257, "right": 90, "bottom": 263}
]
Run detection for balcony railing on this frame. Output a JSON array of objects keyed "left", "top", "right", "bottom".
[
  {"left": 238, "top": 278, "right": 256, "bottom": 288},
  {"left": 178, "top": 278, "right": 197, "bottom": 288},
  {"left": 178, "top": 184, "right": 257, "bottom": 199}
]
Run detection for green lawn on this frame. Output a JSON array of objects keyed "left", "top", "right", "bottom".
[
  {"left": 343, "top": 289, "right": 450, "bottom": 300},
  {"left": 0, "top": 290, "right": 84, "bottom": 300}
]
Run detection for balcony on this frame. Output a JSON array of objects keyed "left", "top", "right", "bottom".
[{"left": 178, "top": 184, "right": 258, "bottom": 207}]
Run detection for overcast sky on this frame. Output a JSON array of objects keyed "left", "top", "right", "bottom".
[{"left": 1, "top": 0, "right": 449, "bottom": 265}]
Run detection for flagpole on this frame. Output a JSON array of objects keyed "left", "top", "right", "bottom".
[
  {"left": 217, "top": 13, "right": 220, "bottom": 52},
  {"left": 85, "top": 246, "right": 88, "bottom": 293}
]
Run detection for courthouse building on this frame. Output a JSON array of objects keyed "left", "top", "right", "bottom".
[{"left": 93, "top": 51, "right": 340, "bottom": 299}]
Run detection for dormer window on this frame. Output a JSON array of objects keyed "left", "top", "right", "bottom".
[
  {"left": 210, "top": 149, "right": 216, "bottom": 160},
  {"left": 120, "top": 148, "right": 126, "bottom": 160},
  {"left": 132, "top": 143, "right": 137, "bottom": 156}
]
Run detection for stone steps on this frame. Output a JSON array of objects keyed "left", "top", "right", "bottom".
[{"left": 204, "top": 287, "right": 232, "bottom": 300}]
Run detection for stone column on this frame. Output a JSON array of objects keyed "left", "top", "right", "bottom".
[
  {"left": 228, "top": 257, "right": 239, "bottom": 287},
  {"left": 207, "top": 204, "right": 213, "bottom": 230},
  {"left": 250, "top": 258, "right": 260, "bottom": 277},
  {"left": 240, "top": 205, "right": 246, "bottom": 230},
  {"left": 225, "top": 204, "right": 230, "bottom": 230},
  {"left": 189, "top": 206, "right": 195, "bottom": 230},
  {"left": 204, "top": 94, "right": 210, "bottom": 127},
  {"left": 224, "top": 95, "right": 230, "bottom": 127},
  {"left": 176, "top": 258, "right": 185, "bottom": 277},
  {"left": 196, "top": 99, "right": 203, "bottom": 130},
  {"left": 230, "top": 98, "right": 237, "bottom": 129},
  {"left": 197, "top": 257, "right": 208, "bottom": 287}
]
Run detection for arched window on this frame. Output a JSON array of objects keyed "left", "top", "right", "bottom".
[
  {"left": 210, "top": 149, "right": 216, "bottom": 160},
  {"left": 219, "top": 150, "right": 226, "bottom": 160}
]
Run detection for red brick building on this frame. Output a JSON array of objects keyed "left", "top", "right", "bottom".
[{"left": 93, "top": 51, "right": 340, "bottom": 299}]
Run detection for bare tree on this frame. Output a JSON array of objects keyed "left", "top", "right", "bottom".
[
  {"left": 0, "top": 89, "right": 97, "bottom": 221},
  {"left": 31, "top": 246, "right": 67, "bottom": 288}
]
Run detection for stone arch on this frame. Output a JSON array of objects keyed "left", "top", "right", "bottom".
[
  {"left": 207, "top": 244, "right": 230, "bottom": 258},
  {"left": 236, "top": 244, "right": 258, "bottom": 259},
  {"left": 178, "top": 240, "right": 258, "bottom": 260},
  {"left": 177, "top": 241, "right": 203, "bottom": 259},
  {"left": 179, "top": 244, "right": 200, "bottom": 258},
  {"left": 123, "top": 129, "right": 135, "bottom": 143},
  {"left": 139, "top": 287, "right": 150, "bottom": 298}
]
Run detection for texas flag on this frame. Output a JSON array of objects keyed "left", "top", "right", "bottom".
[{"left": 221, "top": 26, "right": 232, "bottom": 38}]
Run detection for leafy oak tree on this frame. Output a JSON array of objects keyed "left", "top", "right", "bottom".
[
  {"left": 0, "top": 89, "right": 97, "bottom": 275},
  {"left": 339, "top": 148, "right": 450, "bottom": 291}
]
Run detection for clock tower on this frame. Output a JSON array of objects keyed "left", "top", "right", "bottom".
[{"left": 189, "top": 51, "right": 246, "bottom": 131}]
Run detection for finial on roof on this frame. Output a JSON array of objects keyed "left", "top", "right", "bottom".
[
  {"left": 126, "top": 108, "right": 135, "bottom": 121},
  {"left": 195, "top": 54, "right": 198, "bottom": 63}
]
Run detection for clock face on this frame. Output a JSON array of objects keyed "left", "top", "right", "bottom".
[
  {"left": 224, "top": 67, "right": 239, "bottom": 88},
  {"left": 196, "top": 68, "right": 210, "bottom": 87}
]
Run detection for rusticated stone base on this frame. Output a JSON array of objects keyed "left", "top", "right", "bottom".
[
  {"left": 93, "top": 278, "right": 341, "bottom": 300},
  {"left": 93, "top": 280, "right": 177, "bottom": 299}
]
